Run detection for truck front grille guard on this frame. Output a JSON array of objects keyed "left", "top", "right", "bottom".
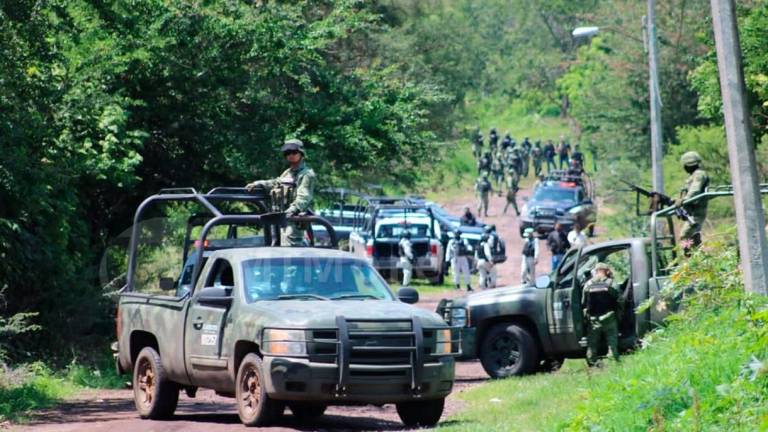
[{"left": 334, "top": 316, "right": 424, "bottom": 396}]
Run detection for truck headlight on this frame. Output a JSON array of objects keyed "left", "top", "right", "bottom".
[
  {"left": 568, "top": 205, "right": 584, "bottom": 214},
  {"left": 451, "top": 308, "right": 468, "bottom": 327},
  {"left": 434, "top": 329, "right": 452, "bottom": 354},
  {"left": 262, "top": 329, "right": 307, "bottom": 356}
]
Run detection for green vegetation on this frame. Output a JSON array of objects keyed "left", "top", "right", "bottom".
[{"left": 440, "top": 240, "right": 768, "bottom": 431}]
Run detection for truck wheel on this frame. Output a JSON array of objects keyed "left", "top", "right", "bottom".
[
  {"left": 396, "top": 398, "right": 445, "bottom": 427},
  {"left": 289, "top": 403, "right": 327, "bottom": 421},
  {"left": 236, "top": 354, "right": 284, "bottom": 426},
  {"left": 133, "top": 346, "right": 179, "bottom": 419},
  {"left": 479, "top": 323, "right": 539, "bottom": 378}
]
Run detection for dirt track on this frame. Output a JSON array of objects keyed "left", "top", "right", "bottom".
[{"left": 14, "top": 180, "right": 551, "bottom": 432}]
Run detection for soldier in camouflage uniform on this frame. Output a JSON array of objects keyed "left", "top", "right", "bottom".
[
  {"left": 581, "top": 262, "right": 620, "bottom": 366},
  {"left": 490, "top": 152, "right": 504, "bottom": 193},
  {"left": 475, "top": 173, "right": 493, "bottom": 217},
  {"left": 676, "top": 151, "right": 709, "bottom": 253},
  {"left": 503, "top": 166, "right": 520, "bottom": 216},
  {"left": 245, "top": 139, "right": 316, "bottom": 246}
]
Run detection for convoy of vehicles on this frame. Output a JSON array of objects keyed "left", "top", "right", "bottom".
[{"left": 114, "top": 188, "right": 459, "bottom": 427}]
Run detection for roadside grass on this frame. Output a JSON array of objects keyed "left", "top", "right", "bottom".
[
  {"left": 439, "top": 242, "right": 768, "bottom": 431},
  {"left": 0, "top": 352, "right": 126, "bottom": 423}
]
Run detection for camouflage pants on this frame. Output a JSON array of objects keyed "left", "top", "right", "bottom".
[
  {"left": 504, "top": 192, "right": 519, "bottom": 215},
  {"left": 477, "top": 194, "right": 490, "bottom": 216},
  {"left": 586, "top": 314, "right": 619, "bottom": 365},
  {"left": 282, "top": 222, "right": 305, "bottom": 247},
  {"left": 680, "top": 217, "right": 704, "bottom": 250}
]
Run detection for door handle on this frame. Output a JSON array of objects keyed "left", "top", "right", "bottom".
[{"left": 193, "top": 318, "right": 204, "bottom": 330}]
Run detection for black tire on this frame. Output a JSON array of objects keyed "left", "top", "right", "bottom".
[
  {"left": 289, "top": 403, "right": 327, "bottom": 421},
  {"left": 396, "top": 398, "right": 445, "bottom": 427},
  {"left": 133, "top": 346, "right": 179, "bottom": 419},
  {"left": 538, "top": 357, "right": 564, "bottom": 373},
  {"left": 236, "top": 353, "right": 284, "bottom": 426},
  {"left": 479, "top": 323, "right": 539, "bottom": 378}
]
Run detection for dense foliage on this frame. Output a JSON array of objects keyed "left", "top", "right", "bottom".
[{"left": 2, "top": 0, "right": 768, "bottom": 362}]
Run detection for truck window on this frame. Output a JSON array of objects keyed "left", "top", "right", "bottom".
[
  {"left": 376, "top": 224, "right": 430, "bottom": 239},
  {"left": 205, "top": 258, "right": 235, "bottom": 288},
  {"left": 242, "top": 258, "right": 395, "bottom": 302}
]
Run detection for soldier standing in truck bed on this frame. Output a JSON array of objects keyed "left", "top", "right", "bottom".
[
  {"left": 676, "top": 151, "right": 710, "bottom": 254},
  {"left": 245, "top": 139, "right": 316, "bottom": 246}
]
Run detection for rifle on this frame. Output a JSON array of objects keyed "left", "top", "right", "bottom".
[{"left": 619, "top": 180, "right": 696, "bottom": 224}]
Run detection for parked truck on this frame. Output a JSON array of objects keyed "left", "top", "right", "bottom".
[{"left": 114, "top": 188, "right": 459, "bottom": 427}]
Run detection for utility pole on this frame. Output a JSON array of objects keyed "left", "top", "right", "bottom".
[
  {"left": 710, "top": 0, "right": 768, "bottom": 295},
  {"left": 647, "top": 0, "right": 664, "bottom": 194}
]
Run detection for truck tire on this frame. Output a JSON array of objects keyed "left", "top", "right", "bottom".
[
  {"left": 479, "top": 323, "right": 539, "bottom": 378},
  {"left": 133, "top": 346, "right": 179, "bottom": 419},
  {"left": 236, "top": 354, "right": 284, "bottom": 426},
  {"left": 395, "top": 398, "right": 445, "bottom": 427},
  {"left": 289, "top": 403, "right": 327, "bottom": 421}
]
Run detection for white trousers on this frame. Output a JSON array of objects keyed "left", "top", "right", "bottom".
[
  {"left": 521, "top": 256, "right": 536, "bottom": 286},
  {"left": 400, "top": 258, "right": 413, "bottom": 286},
  {"left": 451, "top": 257, "right": 471, "bottom": 286},
  {"left": 478, "top": 260, "right": 497, "bottom": 289}
]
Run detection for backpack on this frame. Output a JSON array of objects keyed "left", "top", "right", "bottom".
[
  {"left": 491, "top": 235, "right": 507, "bottom": 263},
  {"left": 522, "top": 238, "right": 536, "bottom": 257}
]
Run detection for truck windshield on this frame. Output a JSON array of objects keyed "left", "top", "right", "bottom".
[
  {"left": 532, "top": 188, "right": 577, "bottom": 202},
  {"left": 242, "top": 258, "right": 395, "bottom": 302}
]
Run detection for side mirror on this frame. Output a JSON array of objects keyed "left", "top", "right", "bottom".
[
  {"left": 397, "top": 287, "right": 419, "bottom": 304},
  {"left": 197, "top": 286, "right": 234, "bottom": 308},
  {"left": 534, "top": 275, "right": 551, "bottom": 289},
  {"left": 159, "top": 277, "right": 175, "bottom": 291}
]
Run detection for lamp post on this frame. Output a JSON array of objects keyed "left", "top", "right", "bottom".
[{"left": 572, "top": 0, "right": 665, "bottom": 194}]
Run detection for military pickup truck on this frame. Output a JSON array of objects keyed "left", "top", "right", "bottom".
[
  {"left": 440, "top": 185, "right": 767, "bottom": 378},
  {"left": 349, "top": 204, "right": 446, "bottom": 284},
  {"left": 114, "top": 188, "right": 459, "bottom": 427}
]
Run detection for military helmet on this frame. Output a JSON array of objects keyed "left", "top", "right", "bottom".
[
  {"left": 681, "top": 151, "right": 702, "bottom": 167},
  {"left": 523, "top": 227, "right": 535, "bottom": 238},
  {"left": 481, "top": 173, "right": 488, "bottom": 179},
  {"left": 453, "top": 230, "right": 461, "bottom": 238},
  {"left": 401, "top": 231, "right": 411, "bottom": 239},
  {"left": 593, "top": 262, "right": 612, "bottom": 273},
  {"left": 281, "top": 138, "right": 305, "bottom": 155}
]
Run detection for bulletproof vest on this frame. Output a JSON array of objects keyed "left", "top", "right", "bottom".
[
  {"left": 522, "top": 238, "right": 535, "bottom": 257},
  {"left": 479, "top": 180, "right": 491, "bottom": 193},
  {"left": 270, "top": 176, "right": 297, "bottom": 212},
  {"left": 477, "top": 240, "right": 489, "bottom": 260},
  {"left": 585, "top": 280, "right": 617, "bottom": 317}
]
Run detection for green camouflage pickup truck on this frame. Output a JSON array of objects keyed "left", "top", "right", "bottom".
[{"left": 114, "top": 189, "right": 459, "bottom": 427}]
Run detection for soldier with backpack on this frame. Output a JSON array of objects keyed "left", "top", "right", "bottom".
[
  {"left": 446, "top": 231, "right": 473, "bottom": 291},
  {"left": 520, "top": 227, "right": 539, "bottom": 286},
  {"left": 476, "top": 232, "right": 496, "bottom": 289}
]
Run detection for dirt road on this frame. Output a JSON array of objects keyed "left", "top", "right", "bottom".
[{"left": 15, "top": 181, "right": 548, "bottom": 432}]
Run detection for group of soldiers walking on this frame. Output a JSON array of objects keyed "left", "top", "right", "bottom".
[{"left": 472, "top": 128, "right": 588, "bottom": 218}]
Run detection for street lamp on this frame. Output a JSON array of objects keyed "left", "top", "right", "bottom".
[{"left": 571, "top": 1, "right": 665, "bottom": 194}]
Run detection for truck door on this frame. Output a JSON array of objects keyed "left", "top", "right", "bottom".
[
  {"left": 547, "top": 247, "right": 584, "bottom": 352},
  {"left": 185, "top": 258, "right": 234, "bottom": 388}
]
